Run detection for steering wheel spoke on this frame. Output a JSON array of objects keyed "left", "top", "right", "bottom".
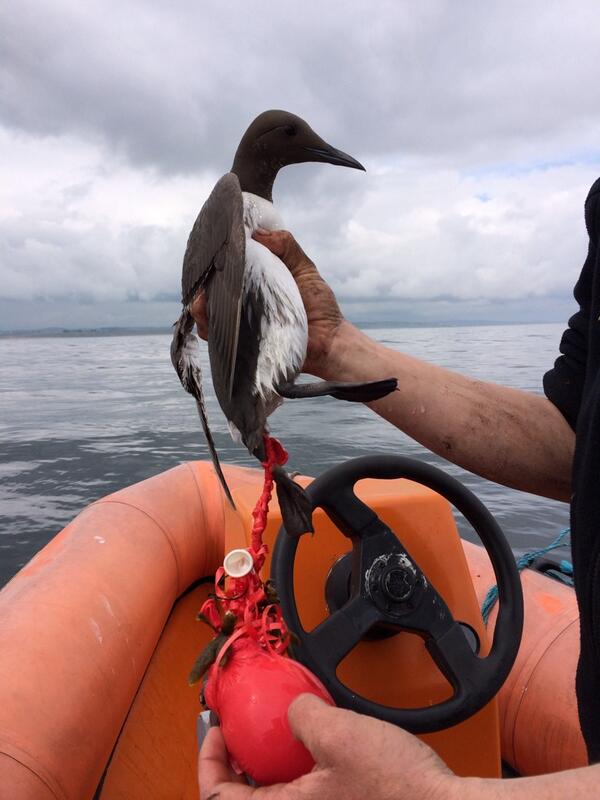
[
  {"left": 322, "top": 485, "right": 381, "bottom": 537},
  {"left": 426, "top": 621, "right": 485, "bottom": 696},
  {"left": 307, "top": 595, "right": 383, "bottom": 669}
]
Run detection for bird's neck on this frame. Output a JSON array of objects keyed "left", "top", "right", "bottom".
[{"left": 231, "top": 144, "right": 279, "bottom": 202}]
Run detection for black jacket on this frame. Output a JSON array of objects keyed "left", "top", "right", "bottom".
[{"left": 544, "top": 177, "right": 600, "bottom": 763}]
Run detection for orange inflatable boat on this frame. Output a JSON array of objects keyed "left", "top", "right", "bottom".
[{"left": 0, "top": 457, "right": 587, "bottom": 799}]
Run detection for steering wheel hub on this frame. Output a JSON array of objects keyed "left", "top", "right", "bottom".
[{"left": 367, "top": 553, "right": 421, "bottom": 610}]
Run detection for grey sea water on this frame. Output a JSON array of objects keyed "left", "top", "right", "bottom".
[{"left": 0, "top": 323, "right": 571, "bottom": 588}]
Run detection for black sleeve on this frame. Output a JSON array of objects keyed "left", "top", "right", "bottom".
[{"left": 543, "top": 180, "right": 600, "bottom": 430}]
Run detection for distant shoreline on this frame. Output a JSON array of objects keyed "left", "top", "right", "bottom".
[
  {"left": 0, "top": 320, "right": 564, "bottom": 339},
  {"left": 0, "top": 326, "right": 173, "bottom": 339}
]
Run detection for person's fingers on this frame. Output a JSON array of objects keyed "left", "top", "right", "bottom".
[
  {"left": 198, "top": 728, "right": 294, "bottom": 800},
  {"left": 198, "top": 727, "right": 247, "bottom": 798},
  {"left": 252, "top": 230, "right": 315, "bottom": 277},
  {"left": 251, "top": 228, "right": 281, "bottom": 255},
  {"left": 190, "top": 291, "right": 209, "bottom": 340}
]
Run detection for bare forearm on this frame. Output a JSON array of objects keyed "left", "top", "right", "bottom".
[
  {"left": 457, "top": 764, "right": 600, "bottom": 799},
  {"left": 322, "top": 323, "right": 574, "bottom": 501}
]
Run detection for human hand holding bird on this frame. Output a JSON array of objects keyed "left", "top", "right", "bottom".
[{"left": 191, "top": 228, "right": 345, "bottom": 380}]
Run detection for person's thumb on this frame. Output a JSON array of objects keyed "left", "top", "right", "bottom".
[{"left": 287, "top": 693, "right": 348, "bottom": 767}]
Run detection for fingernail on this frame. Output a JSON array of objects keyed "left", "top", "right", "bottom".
[{"left": 255, "top": 227, "right": 271, "bottom": 235}]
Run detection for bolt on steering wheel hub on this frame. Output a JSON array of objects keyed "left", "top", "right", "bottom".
[{"left": 366, "top": 553, "right": 423, "bottom": 614}]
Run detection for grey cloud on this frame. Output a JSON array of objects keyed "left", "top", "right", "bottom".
[
  {"left": 0, "top": 211, "right": 186, "bottom": 303},
  {"left": 3, "top": 1, "right": 600, "bottom": 175},
  {"left": 1, "top": 0, "right": 599, "bottom": 328},
  {"left": 0, "top": 148, "right": 591, "bottom": 312}
]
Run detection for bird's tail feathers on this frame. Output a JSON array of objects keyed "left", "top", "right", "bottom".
[{"left": 171, "top": 309, "right": 236, "bottom": 508}]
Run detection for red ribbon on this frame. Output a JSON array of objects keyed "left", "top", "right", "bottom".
[{"left": 199, "top": 435, "right": 292, "bottom": 662}]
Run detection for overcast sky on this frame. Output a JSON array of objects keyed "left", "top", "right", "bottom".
[{"left": 2, "top": 0, "right": 600, "bottom": 330}]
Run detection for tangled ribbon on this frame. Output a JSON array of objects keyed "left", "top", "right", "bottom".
[{"left": 199, "top": 435, "right": 291, "bottom": 662}]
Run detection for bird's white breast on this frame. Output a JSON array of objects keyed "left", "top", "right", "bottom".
[
  {"left": 242, "top": 192, "right": 285, "bottom": 233},
  {"left": 241, "top": 192, "right": 308, "bottom": 400}
]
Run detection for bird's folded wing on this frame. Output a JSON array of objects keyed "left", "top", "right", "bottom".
[{"left": 181, "top": 172, "right": 246, "bottom": 401}]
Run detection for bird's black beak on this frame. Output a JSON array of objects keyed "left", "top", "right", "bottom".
[{"left": 301, "top": 143, "right": 366, "bottom": 171}]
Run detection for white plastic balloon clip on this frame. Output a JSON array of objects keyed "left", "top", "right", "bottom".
[{"left": 223, "top": 548, "right": 254, "bottom": 578}]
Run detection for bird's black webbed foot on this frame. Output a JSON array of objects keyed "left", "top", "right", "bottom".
[
  {"left": 272, "top": 465, "right": 314, "bottom": 537},
  {"left": 328, "top": 377, "right": 398, "bottom": 402},
  {"left": 277, "top": 377, "right": 398, "bottom": 403}
]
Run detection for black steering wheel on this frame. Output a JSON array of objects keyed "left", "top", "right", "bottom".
[{"left": 271, "top": 455, "right": 524, "bottom": 733}]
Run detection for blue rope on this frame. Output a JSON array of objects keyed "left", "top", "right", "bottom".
[
  {"left": 559, "top": 559, "right": 573, "bottom": 576},
  {"left": 544, "top": 569, "right": 575, "bottom": 586},
  {"left": 481, "top": 527, "right": 571, "bottom": 624}
]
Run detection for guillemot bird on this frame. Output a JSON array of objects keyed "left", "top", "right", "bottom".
[{"left": 171, "top": 110, "right": 397, "bottom": 535}]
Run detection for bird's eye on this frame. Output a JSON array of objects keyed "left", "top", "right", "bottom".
[{"left": 284, "top": 125, "right": 297, "bottom": 136}]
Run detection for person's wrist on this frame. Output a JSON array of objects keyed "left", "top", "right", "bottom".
[
  {"left": 388, "top": 771, "right": 467, "bottom": 800},
  {"left": 432, "top": 773, "right": 468, "bottom": 800},
  {"left": 443, "top": 776, "right": 506, "bottom": 800},
  {"left": 319, "top": 321, "right": 382, "bottom": 382},
  {"left": 314, "top": 320, "right": 355, "bottom": 380}
]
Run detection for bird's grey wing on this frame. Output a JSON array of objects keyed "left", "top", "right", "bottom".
[
  {"left": 182, "top": 172, "right": 244, "bottom": 304},
  {"left": 181, "top": 172, "right": 246, "bottom": 403}
]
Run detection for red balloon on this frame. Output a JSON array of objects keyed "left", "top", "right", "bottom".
[{"left": 204, "top": 637, "right": 334, "bottom": 785}]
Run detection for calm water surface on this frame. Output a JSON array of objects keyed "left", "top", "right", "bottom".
[{"left": 0, "top": 324, "right": 571, "bottom": 587}]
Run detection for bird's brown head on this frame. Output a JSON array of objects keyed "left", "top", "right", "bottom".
[{"left": 231, "top": 110, "right": 365, "bottom": 200}]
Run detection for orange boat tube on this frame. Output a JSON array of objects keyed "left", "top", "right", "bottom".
[
  {"left": 0, "top": 462, "right": 225, "bottom": 799},
  {"left": 0, "top": 461, "right": 588, "bottom": 798},
  {"left": 464, "top": 540, "right": 587, "bottom": 774}
]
